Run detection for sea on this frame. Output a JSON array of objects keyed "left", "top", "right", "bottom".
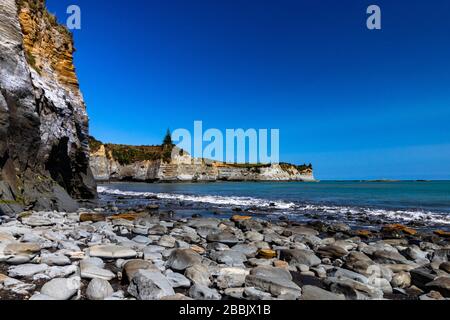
[{"left": 97, "top": 181, "right": 450, "bottom": 230}]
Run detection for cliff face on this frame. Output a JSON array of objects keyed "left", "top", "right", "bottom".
[
  {"left": 90, "top": 141, "right": 315, "bottom": 182},
  {"left": 0, "top": 0, "right": 96, "bottom": 216}
]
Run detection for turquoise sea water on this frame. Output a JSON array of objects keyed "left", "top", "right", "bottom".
[{"left": 98, "top": 181, "right": 450, "bottom": 228}]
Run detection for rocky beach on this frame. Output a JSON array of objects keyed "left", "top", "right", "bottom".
[{"left": 0, "top": 194, "right": 449, "bottom": 301}]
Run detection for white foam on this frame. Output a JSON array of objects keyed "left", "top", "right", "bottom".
[
  {"left": 97, "top": 186, "right": 450, "bottom": 225},
  {"left": 97, "top": 186, "right": 295, "bottom": 209}
]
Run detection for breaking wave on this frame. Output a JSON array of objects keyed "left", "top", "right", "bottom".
[{"left": 98, "top": 186, "right": 450, "bottom": 225}]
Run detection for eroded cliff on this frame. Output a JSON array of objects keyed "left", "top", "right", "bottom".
[
  {"left": 89, "top": 138, "right": 315, "bottom": 182},
  {"left": 0, "top": 0, "right": 96, "bottom": 216}
]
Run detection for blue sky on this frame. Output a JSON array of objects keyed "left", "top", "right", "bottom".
[{"left": 46, "top": 0, "right": 450, "bottom": 180}]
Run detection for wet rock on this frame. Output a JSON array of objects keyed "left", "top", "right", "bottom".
[
  {"left": 279, "top": 249, "right": 321, "bottom": 267},
  {"left": 425, "top": 276, "right": 450, "bottom": 297},
  {"left": 86, "top": 278, "right": 114, "bottom": 300},
  {"left": 89, "top": 245, "right": 137, "bottom": 259},
  {"left": 410, "top": 267, "right": 437, "bottom": 290},
  {"left": 301, "top": 285, "right": 345, "bottom": 300},
  {"left": 166, "top": 249, "right": 202, "bottom": 271},
  {"left": 128, "top": 270, "right": 175, "bottom": 300},
  {"left": 189, "top": 284, "right": 221, "bottom": 300},
  {"left": 40, "top": 277, "right": 80, "bottom": 300},
  {"left": 439, "top": 262, "right": 450, "bottom": 273}
]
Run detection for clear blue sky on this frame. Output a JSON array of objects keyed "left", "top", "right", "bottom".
[{"left": 46, "top": 0, "right": 450, "bottom": 180}]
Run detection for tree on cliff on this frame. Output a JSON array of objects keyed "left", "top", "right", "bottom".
[
  {"left": 162, "top": 129, "right": 174, "bottom": 163},
  {"left": 163, "top": 129, "right": 173, "bottom": 147}
]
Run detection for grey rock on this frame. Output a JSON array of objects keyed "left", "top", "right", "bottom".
[
  {"left": 188, "top": 284, "right": 221, "bottom": 300},
  {"left": 317, "top": 245, "right": 349, "bottom": 259},
  {"left": 244, "top": 287, "right": 273, "bottom": 300},
  {"left": 165, "top": 271, "right": 191, "bottom": 288},
  {"left": 166, "top": 249, "right": 202, "bottom": 271},
  {"left": 89, "top": 245, "right": 137, "bottom": 259},
  {"left": 206, "top": 231, "right": 239, "bottom": 245},
  {"left": 301, "top": 285, "right": 345, "bottom": 300},
  {"left": 231, "top": 244, "right": 258, "bottom": 257},
  {"left": 245, "top": 267, "right": 301, "bottom": 298},
  {"left": 40, "top": 252, "right": 71, "bottom": 266},
  {"left": 128, "top": 270, "right": 175, "bottom": 300},
  {"left": 210, "top": 250, "right": 247, "bottom": 267},
  {"left": 425, "top": 276, "right": 450, "bottom": 297},
  {"left": 8, "top": 264, "right": 48, "bottom": 278},
  {"left": 185, "top": 264, "right": 211, "bottom": 286},
  {"left": 86, "top": 278, "right": 114, "bottom": 300},
  {"left": 40, "top": 277, "right": 80, "bottom": 300},
  {"left": 372, "top": 250, "right": 408, "bottom": 264},
  {"left": 279, "top": 249, "right": 321, "bottom": 267},
  {"left": 328, "top": 267, "right": 369, "bottom": 284},
  {"left": 123, "top": 260, "right": 158, "bottom": 282},
  {"left": 216, "top": 267, "right": 249, "bottom": 289}
]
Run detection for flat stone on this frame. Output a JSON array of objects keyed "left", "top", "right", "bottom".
[
  {"left": 372, "top": 250, "right": 408, "bottom": 264},
  {"left": 123, "top": 260, "right": 158, "bottom": 282},
  {"left": 211, "top": 250, "right": 247, "bottom": 267},
  {"left": 279, "top": 249, "right": 321, "bottom": 267},
  {"left": 80, "top": 259, "right": 115, "bottom": 281},
  {"left": 328, "top": 267, "right": 369, "bottom": 284},
  {"left": 40, "top": 277, "right": 80, "bottom": 300},
  {"left": 326, "top": 277, "right": 384, "bottom": 299},
  {"left": 22, "top": 216, "right": 55, "bottom": 227},
  {"left": 166, "top": 249, "right": 202, "bottom": 271},
  {"left": 244, "top": 287, "right": 273, "bottom": 300},
  {"left": 86, "top": 278, "right": 114, "bottom": 300},
  {"left": 40, "top": 252, "right": 71, "bottom": 266},
  {"left": 258, "top": 249, "right": 277, "bottom": 259},
  {"left": 128, "top": 270, "right": 175, "bottom": 300},
  {"left": 165, "top": 271, "right": 191, "bottom": 288},
  {"left": 317, "top": 245, "right": 349, "bottom": 259},
  {"left": 206, "top": 231, "right": 240, "bottom": 245},
  {"left": 231, "top": 244, "right": 258, "bottom": 257},
  {"left": 8, "top": 264, "right": 48, "bottom": 278},
  {"left": 301, "top": 285, "right": 345, "bottom": 300},
  {"left": 245, "top": 266, "right": 300, "bottom": 298},
  {"left": 158, "top": 235, "right": 176, "bottom": 248},
  {"left": 4, "top": 243, "right": 41, "bottom": 255},
  {"left": 89, "top": 245, "right": 137, "bottom": 259}
]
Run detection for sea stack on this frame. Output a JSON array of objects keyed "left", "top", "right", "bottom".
[{"left": 0, "top": 0, "right": 96, "bottom": 216}]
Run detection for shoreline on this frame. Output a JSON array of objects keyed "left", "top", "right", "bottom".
[{"left": 0, "top": 200, "right": 449, "bottom": 300}]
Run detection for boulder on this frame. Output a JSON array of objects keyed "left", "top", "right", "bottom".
[
  {"left": 128, "top": 270, "right": 175, "bottom": 300},
  {"left": 426, "top": 277, "right": 450, "bottom": 297},
  {"left": 123, "top": 260, "right": 158, "bottom": 282},
  {"left": 86, "top": 278, "right": 114, "bottom": 300},
  {"left": 166, "top": 249, "right": 202, "bottom": 271},
  {"left": 279, "top": 249, "right": 321, "bottom": 267},
  {"left": 188, "top": 284, "right": 221, "bottom": 300},
  {"left": 40, "top": 277, "right": 80, "bottom": 300},
  {"left": 301, "top": 285, "right": 345, "bottom": 300}
]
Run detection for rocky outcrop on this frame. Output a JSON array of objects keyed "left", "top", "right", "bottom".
[
  {"left": 89, "top": 140, "right": 315, "bottom": 182},
  {"left": 0, "top": 0, "right": 96, "bottom": 216}
]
